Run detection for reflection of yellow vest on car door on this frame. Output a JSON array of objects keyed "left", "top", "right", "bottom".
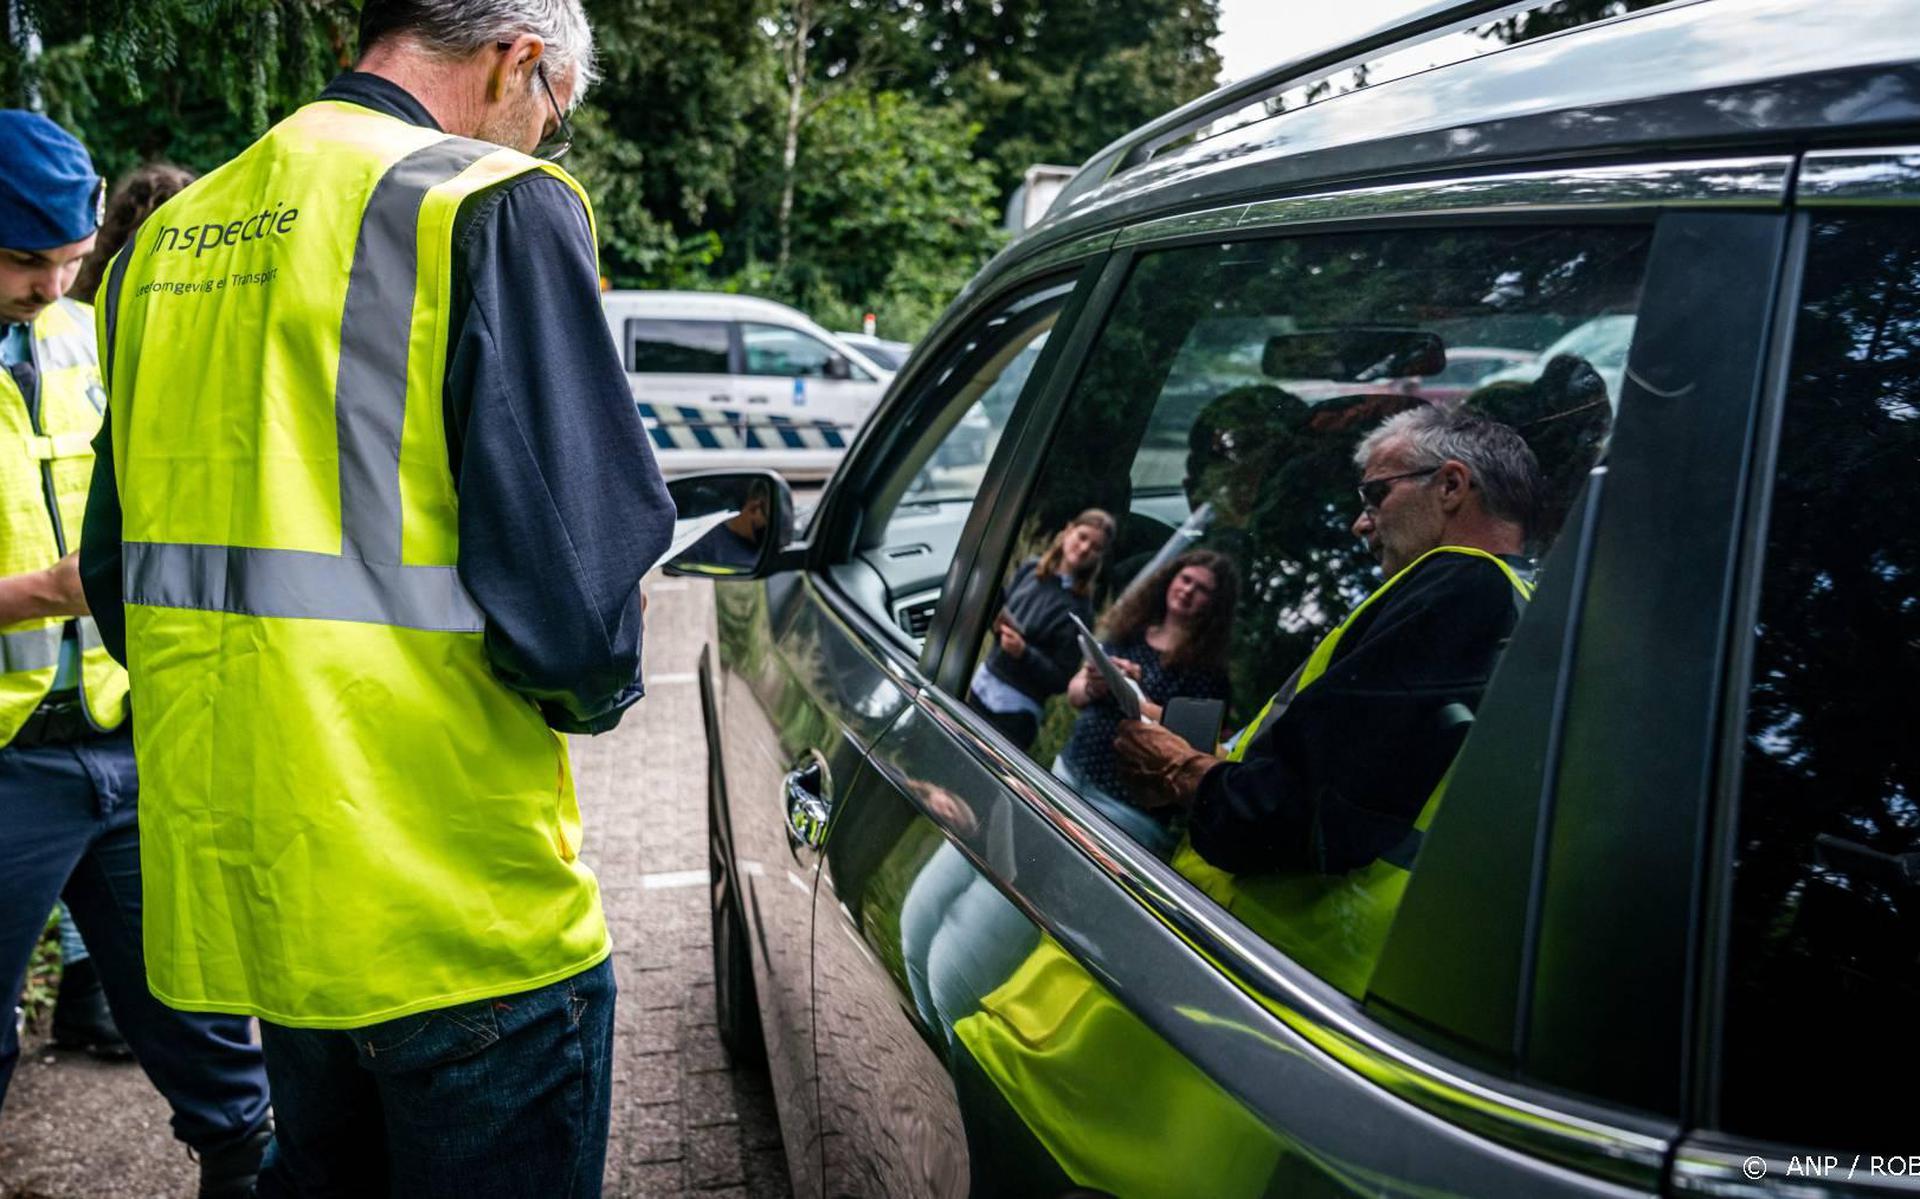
[
  {"left": 0, "top": 298, "right": 128, "bottom": 746},
  {"left": 98, "top": 100, "right": 609, "bottom": 1027},
  {"left": 951, "top": 546, "right": 1530, "bottom": 1195}
]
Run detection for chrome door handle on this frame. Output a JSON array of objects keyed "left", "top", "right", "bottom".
[{"left": 784, "top": 758, "right": 831, "bottom": 850}]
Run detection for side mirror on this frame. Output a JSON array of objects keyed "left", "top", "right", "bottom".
[
  {"left": 663, "top": 469, "right": 795, "bottom": 580},
  {"left": 824, "top": 354, "right": 853, "bottom": 381}
]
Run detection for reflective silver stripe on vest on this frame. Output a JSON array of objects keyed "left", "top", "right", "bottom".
[
  {"left": 336, "top": 138, "right": 493, "bottom": 564},
  {"left": 76, "top": 617, "right": 104, "bottom": 651},
  {"left": 116, "top": 135, "right": 504, "bottom": 634},
  {"left": 0, "top": 625, "right": 61, "bottom": 672},
  {"left": 125, "top": 542, "right": 484, "bottom": 633}
]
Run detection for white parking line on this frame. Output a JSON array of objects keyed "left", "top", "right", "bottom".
[
  {"left": 647, "top": 673, "right": 698, "bottom": 685},
  {"left": 639, "top": 869, "right": 708, "bottom": 890}
]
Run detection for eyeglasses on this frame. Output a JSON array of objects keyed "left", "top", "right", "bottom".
[
  {"left": 497, "top": 43, "right": 573, "bottom": 160},
  {"left": 1356, "top": 466, "right": 1440, "bottom": 511},
  {"left": 532, "top": 63, "right": 573, "bottom": 161}
]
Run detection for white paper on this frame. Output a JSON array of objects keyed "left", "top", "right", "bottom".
[
  {"left": 663, "top": 510, "right": 738, "bottom": 567},
  {"left": 1070, "top": 613, "right": 1148, "bottom": 723}
]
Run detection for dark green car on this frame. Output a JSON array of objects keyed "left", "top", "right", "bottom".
[{"left": 670, "top": 1, "right": 1920, "bottom": 1193}]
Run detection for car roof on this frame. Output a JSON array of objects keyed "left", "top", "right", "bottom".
[
  {"left": 602, "top": 290, "right": 815, "bottom": 323},
  {"left": 981, "top": 0, "right": 1920, "bottom": 289}
]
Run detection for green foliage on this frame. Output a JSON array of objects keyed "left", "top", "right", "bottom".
[
  {"left": 7, "top": 0, "right": 1222, "bottom": 343},
  {"left": 757, "top": 89, "right": 1005, "bottom": 340},
  {"left": 7, "top": 1, "right": 357, "bottom": 179}
]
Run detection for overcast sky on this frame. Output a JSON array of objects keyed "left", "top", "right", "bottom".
[{"left": 1212, "top": 0, "right": 1428, "bottom": 85}]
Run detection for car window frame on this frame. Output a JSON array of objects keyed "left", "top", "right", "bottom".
[
  {"left": 913, "top": 155, "right": 1793, "bottom": 1193},
  {"left": 799, "top": 256, "right": 1113, "bottom": 679},
  {"left": 1673, "top": 148, "right": 1920, "bottom": 1197}
]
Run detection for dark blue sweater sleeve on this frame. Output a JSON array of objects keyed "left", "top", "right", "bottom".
[{"left": 448, "top": 175, "right": 675, "bottom": 734}]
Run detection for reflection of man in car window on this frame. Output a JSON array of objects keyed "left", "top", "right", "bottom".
[
  {"left": 1113, "top": 407, "right": 1542, "bottom": 996},
  {"left": 683, "top": 478, "right": 773, "bottom": 573}
]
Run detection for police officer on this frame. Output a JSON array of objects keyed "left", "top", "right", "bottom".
[
  {"left": 80, "top": 1, "right": 674, "bottom": 1194},
  {"left": 0, "top": 110, "right": 272, "bottom": 1198}
]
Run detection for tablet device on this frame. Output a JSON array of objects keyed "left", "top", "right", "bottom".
[{"left": 1162, "top": 697, "right": 1224, "bottom": 753}]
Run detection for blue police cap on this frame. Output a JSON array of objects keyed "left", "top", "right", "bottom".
[{"left": 0, "top": 111, "right": 103, "bottom": 252}]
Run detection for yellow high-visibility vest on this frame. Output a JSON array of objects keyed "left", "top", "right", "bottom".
[
  {"left": 98, "top": 100, "right": 609, "bottom": 1027},
  {"left": 0, "top": 297, "right": 129, "bottom": 745},
  {"left": 1172, "top": 545, "right": 1533, "bottom": 997}
]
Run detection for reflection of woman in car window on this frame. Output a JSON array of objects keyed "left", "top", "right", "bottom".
[
  {"left": 966, "top": 509, "right": 1116, "bottom": 751},
  {"left": 1055, "top": 549, "right": 1238, "bottom": 856}
]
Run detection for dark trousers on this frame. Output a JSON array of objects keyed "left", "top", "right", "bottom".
[
  {"left": 254, "top": 956, "right": 617, "bottom": 1199},
  {"left": 0, "top": 730, "right": 272, "bottom": 1151}
]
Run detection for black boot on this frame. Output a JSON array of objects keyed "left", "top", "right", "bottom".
[
  {"left": 49, "top": 957, "right": 134, "bottom": 1062},
  {"left": 194, "top": 1117, "right": 274, "bottom": 1199}
]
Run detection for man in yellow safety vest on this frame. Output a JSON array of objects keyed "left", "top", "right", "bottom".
[
  {"left": 1116, "top": 406, "right": 1542, "bottom": 997},
  {"left": 0, "top": 109, "right": 273, "bottom": 1199},
  {"left": 79, "top": 2, "right": 674, "bottom": 1193}
]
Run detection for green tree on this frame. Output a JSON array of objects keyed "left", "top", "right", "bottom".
[
  {"left": 5, "top": 0, "right": 356, "bottom": 178},
  {"left": 771, "top": 88, "right": 1003, "bottom": 338},
  {"left": 807, "top": 0, "right": 1223, "bottom": 195},
  {"left": 573, "top": 0, "right": 774, "bottom": 286}
]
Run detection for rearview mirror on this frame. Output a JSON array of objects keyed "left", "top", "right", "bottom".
[
  {"left": 663, "top": 469, "right": 794, "bottom": 579},
  {"left": 1263, "top": 329, "right": 1447, "bottom": 383},
  {"left": 824, "top": 354, "right": 853, "bottom": 381}
]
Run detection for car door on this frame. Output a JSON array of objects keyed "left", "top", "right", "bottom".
[
  {"left": 807, "top": 156, "right": 1793, "bottom": 1197},
  {"left": 704, "top": 553, "right": 917, "bottom": 1199},
  {"left": 1668, "top": 148, "right": 1920, "bottom": 1196},
  {"left": 706, "top": 272, "right": 1090, "bottom": 1198},
  {"left": 799, "top": 270, "right": 1102, "bottom": 1198}
]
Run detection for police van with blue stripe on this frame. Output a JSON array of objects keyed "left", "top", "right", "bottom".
[{"left": 603, "top": 291, "right": 893, "bottom": 478}]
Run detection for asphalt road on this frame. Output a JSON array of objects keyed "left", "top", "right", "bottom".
[{"left": 0, "top": 575, "right": 790, "bottom": 1199}]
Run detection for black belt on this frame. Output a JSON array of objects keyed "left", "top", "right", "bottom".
[{"left": 10, "top": 691, "right": 102, "bottom": 748}]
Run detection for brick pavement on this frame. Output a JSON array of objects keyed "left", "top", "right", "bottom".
[{"left": 0, "top": 576, "right": 789, "bottom": 1199}]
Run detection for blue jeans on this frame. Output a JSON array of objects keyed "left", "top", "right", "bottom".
[
  {"left": 254, "top": 956, "right": 616, "bottom": 1199},
  {"left": 0, "top": 731, "right": 272, "bottom": 1152}
]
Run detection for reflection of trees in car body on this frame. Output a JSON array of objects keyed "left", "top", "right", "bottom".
[{"left": 1032, "top": 227, "right": 1649, "bottom": 726}]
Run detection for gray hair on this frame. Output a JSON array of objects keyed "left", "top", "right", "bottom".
[
  {"left": 1354, "top": 406, "right": 1542, "bottom": 534},
  {"left": 358, "top": 0, "right": 599, "bottom": 102}
]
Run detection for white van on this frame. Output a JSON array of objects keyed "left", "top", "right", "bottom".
[{"left": 601, "top": 291, "right": 892, "bottom": 477}]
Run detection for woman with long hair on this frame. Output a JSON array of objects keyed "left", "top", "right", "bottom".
[
  {"left": 71, "top": 162, "right": 199, "bottom": 304},
  {"left": 1056, "top": 548, "right": 1238, "bottom": 854},
  {"left": 966, "top": 508, "right": 1117, "bottom": 751}
]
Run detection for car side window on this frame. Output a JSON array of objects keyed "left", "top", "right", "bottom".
[
  {"left": 1718, "top": 211, "right": 1920, "bottom": 1151},
  {"left": 965, "top": 226, "right": 1650, "bottom": 1002},
  {"left": 830, "top": 281, "right": 1072, "bottom": 649},
  {"left": 625, "top": 317, "right": 730, "bottom": 374},
  {"left": 741, "top": 322, "right": 872, "bottom": 381}
]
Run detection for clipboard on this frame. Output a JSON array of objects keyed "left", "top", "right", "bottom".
[{"left": 1069, "top": 613, "right": 1147, "bottom": 722}]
